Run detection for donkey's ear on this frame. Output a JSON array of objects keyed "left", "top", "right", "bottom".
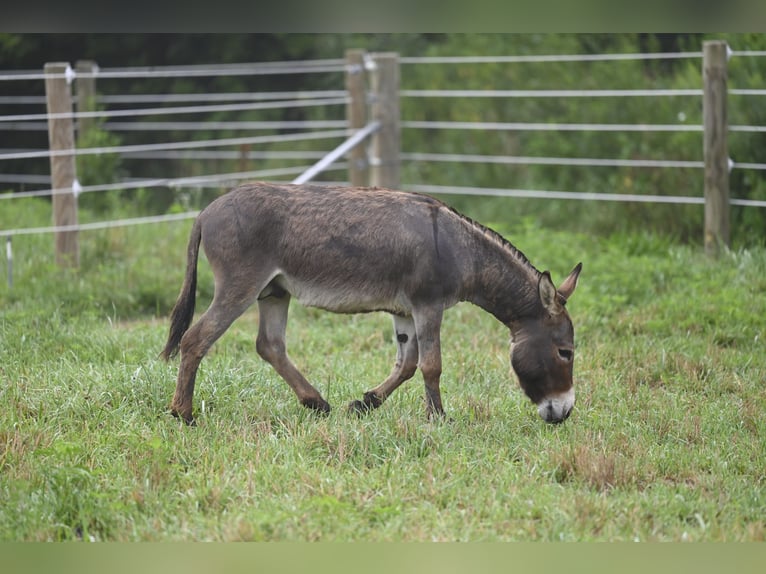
[
  {"left": 539, "top": 271, "right": 563, "bottom": 315},
  {"left": 558, "top": 262, "right": 582, "bottom": 302}
]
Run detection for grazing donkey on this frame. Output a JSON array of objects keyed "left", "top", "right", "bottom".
[{"left": 161, "top": 182, "right": 582, "bottom": 425}]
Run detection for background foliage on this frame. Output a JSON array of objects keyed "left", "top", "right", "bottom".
[{"left": 1, "top": 33, "right": 765, "bottom": 245}]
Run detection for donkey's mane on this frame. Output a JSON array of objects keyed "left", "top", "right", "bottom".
[{"left": 437, "top": 197, "right": 542, "bottom": 278}]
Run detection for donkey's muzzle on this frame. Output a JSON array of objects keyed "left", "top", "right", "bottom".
[{"left": 537, "top": 388, "right": 575, "bottom": 424}]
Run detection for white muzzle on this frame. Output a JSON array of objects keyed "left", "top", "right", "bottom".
[{"left": 537, "top": 387, "right": 575, "bottom": 424}]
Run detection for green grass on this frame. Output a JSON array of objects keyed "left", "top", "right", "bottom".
[{"left": 1, "top": 199, "right": 764, "bottom": 541}]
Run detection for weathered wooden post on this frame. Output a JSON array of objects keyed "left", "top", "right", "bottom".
[
  {"left": 369, "top": 52, "right": 400, "bottom": 189},
  {"left": 703, "top": 41, "right": 730, "bottom": 256},
  {"left": 45, "top": 62, "right": 80, "bottom": 268},
  {"left": 345, "top": 49, "right": 370, "bottom": 186}
]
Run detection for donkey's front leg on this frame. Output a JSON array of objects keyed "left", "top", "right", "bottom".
[{"left": 413, "top": 307, "right": 445, "bottom": 418}]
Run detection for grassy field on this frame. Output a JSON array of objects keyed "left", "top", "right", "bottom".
[{"left": 1, "top": 198, "right": 765, "bottom": 541}]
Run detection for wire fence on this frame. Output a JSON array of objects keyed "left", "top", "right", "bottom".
[{"left": 1, "top": 45, "right": 765, "bottom": 248}]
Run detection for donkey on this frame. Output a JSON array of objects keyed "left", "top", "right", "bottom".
[{"left": 161, "top": 182, "right": 582, "bottom": 425}]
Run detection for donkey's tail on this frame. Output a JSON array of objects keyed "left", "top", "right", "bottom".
[{"left": 161, "top": 218, "right": 202, "bottom": 360}]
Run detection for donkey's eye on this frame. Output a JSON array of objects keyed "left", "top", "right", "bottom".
[{"left": 558, "top": 348, "right": 573, "bottom": 362}]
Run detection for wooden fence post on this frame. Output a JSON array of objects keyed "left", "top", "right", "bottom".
[
  {"left": 45, "top": 62, "right": 79, "bottom": 268},
  {"left": 703, "top": 41, "right": 730, "bottom": 256},
  {"left": 369, "top": 52, "right": 400, "bottom": 189},
  {"left": 345, "top": 49, "right": 369, "bottom": 186}
]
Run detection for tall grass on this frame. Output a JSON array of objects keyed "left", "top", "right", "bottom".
[{"left": 1, "top": 198, "right": 764, "bottom": 541}]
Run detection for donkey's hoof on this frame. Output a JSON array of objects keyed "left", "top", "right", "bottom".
[
  {"left": 170, "top": 408, "right": 197, "bottom": 426},
  {"left": 302, "top": 397, "right": 331, "bottom": 415},
  {"left": 348, "top": 392, "right": 382, "bottom": 416},
  {"left": 426, "top": 408, "right": 452, "bottom": 423}
]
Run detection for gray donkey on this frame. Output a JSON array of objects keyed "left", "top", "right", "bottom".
[{"left": 161, "top": 182, "right": 582, "bottom": 424}]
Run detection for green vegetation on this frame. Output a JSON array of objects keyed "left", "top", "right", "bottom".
[
  {"left": 3, "top": 34, "right": 766, "bottom": 245},
  {"left": 1, "top": 199, "right": 764, "bottom": 541}
]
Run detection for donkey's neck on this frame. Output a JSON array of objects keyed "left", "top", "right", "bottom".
[{"left": 458, "top": 219, "right": 542, "bottom": 326}]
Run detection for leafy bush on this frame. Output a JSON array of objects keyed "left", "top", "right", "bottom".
[{"left": 394, "top": 33, "right": 766, "bottom": 246}]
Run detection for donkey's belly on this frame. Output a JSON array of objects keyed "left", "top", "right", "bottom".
[{"left": 276, "top": 274, "right": 411, "bottom": 315}]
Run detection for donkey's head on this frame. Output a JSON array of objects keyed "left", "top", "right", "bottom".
[{"left": 510, "top": 263, "right": 582, "bottom": 424}]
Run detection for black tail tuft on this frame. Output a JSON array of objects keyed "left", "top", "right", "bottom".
[{"left": 160, "top": 219, "right": 202, "bottom": 360}]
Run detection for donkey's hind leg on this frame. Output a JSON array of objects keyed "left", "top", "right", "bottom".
[
  {"left": 349, "top": 314, "right": 419, "bottom": 414},
  {"left": 171, "top": 293, "right": 255, "bottom": 424},
  {"left": 256, "top": 293, "right": 331, "bottom": 414}
]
